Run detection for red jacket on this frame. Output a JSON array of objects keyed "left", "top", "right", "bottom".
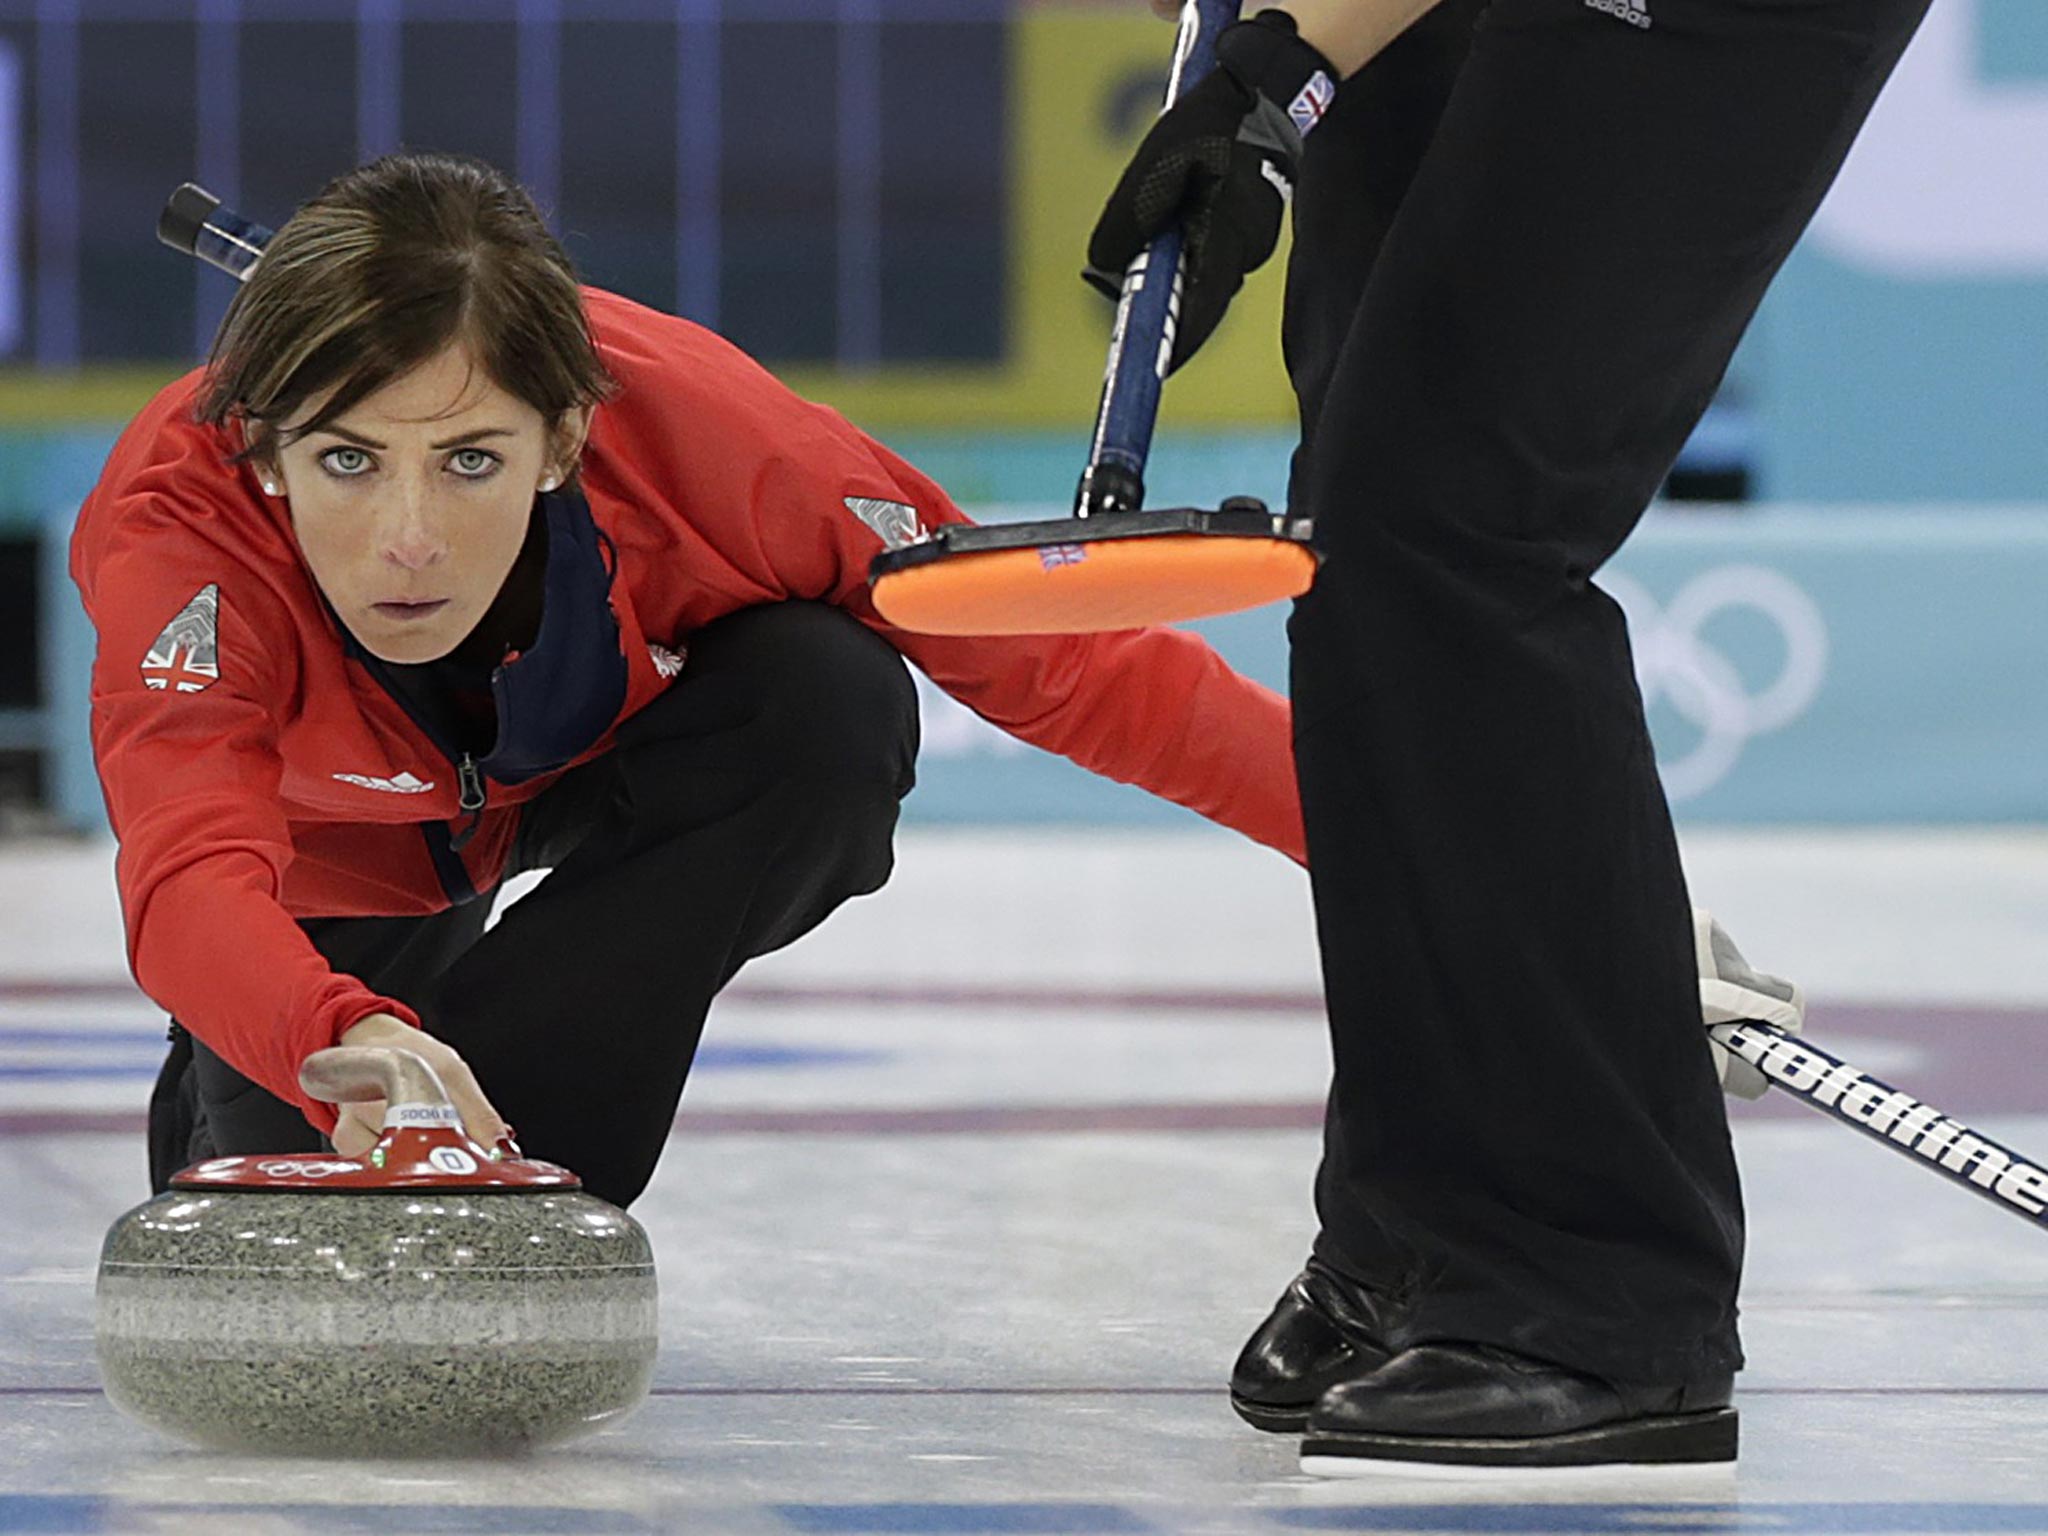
[{"left": 73, "top": 288, "right": 1304, "bottom": 1131}]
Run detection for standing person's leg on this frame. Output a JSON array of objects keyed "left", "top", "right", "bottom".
[
  {"left": 1281, "top": 0, "right": 1490, "bottom": 443},
  {"left": 417, "top": 602, "right": 917, "bottom": 1209},
  {"left": 1231, "top": 0, "right": 1492, "bottom": 1433},
  {"left": 1288, "top": 0, "right": 1928, "bottom": 1461}
]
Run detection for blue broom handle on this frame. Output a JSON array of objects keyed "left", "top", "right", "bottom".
[{"left": 1076, "top": 0, "right": 1243, "bottom": 518}]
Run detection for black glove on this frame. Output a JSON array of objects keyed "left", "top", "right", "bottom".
[{"left": 1085, "top": 10, "right": 1337, "bottom": 373}]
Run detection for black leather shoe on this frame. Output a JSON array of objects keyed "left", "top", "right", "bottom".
[
  {"left": 1299, "top": 1343, "right": 1737, "bottom": 1472},
  {"left": 1229, "top": 1259, "right": 1396, "bottom": 1433}
]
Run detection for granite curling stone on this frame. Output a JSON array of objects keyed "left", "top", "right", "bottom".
[{"left": 95, "top": 1046, "right": 658, "bottom": 1456}]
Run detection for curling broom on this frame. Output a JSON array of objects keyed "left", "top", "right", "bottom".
[
  {"left": 866, "top": 0, "right": 1319, "bottom": 637},
  {"left": 1717, "top": 1019, "right": 2048, "bottom": 1232}
]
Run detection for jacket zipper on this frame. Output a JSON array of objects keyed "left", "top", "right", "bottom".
[
  {"left": 451, "top": 753, "right": 487, "bottom": 852},
  {"left": 343, "top": 642, "right": 495, "bottom": 856}
]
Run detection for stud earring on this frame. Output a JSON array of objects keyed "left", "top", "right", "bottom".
[
  {"left": 261, "top": 480, "right": 280, "bottom": 496},
  {"left": 539, "top": 475, "right": 560, "bottom": 493}
]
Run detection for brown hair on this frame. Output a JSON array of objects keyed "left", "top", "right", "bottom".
[{"left": 197, "top": 151, "right": 614, "bottom": 470}]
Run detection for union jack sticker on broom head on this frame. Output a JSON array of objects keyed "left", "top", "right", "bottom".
[
  {"left": 142, "top": 584, "right": 221, "bottom": 693},
  {"left": 1039, "top": 544, "right": 1088, "bottom": 571}
]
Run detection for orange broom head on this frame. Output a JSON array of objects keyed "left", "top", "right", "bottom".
[{"left": 869, "top": 512, "right": 1317, "bottom": 637}]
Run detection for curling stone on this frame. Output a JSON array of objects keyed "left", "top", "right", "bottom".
[{"left": 95, "top": 1046, "right": 657, "bottom": 1456}]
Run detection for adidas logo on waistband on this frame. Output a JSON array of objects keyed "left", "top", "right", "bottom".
[{"left": 1584, "top": 0, "right": 1650, "bottom": 27}]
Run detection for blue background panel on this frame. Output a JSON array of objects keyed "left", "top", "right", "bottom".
[{"left": 903, "top": 507, "right": 2048, "bottom": 829}]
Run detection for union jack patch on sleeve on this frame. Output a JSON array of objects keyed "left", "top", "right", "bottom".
[
  {"left": 845, "top": 496, "right": 928, "bottom": 552},
  {"left": 1288, "top": 71, "right": 1335, "bottom": 138},
  {"left": 141, "top": 584, "right": 222, "bottom": 693}
]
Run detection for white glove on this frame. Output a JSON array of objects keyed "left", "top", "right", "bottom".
[{"left": 1695, "top": 909, "right": 1805, "bottom": 1100}]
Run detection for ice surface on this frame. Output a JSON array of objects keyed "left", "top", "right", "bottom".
[{"left": 4, "top": 828, "right": 2047, "bottom": 1533}]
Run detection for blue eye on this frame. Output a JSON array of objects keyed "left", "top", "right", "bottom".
[
  {"left": 449, "top": 448, "right": 501, "bottom": 479},
  {"left": 320, "top": 446, "right": 373, "bottom": 477}
]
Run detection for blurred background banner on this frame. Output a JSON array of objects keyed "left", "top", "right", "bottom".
[
  {"left": 1759, "top": 0, "right": 2048, "bottom": 501},
  {"left": 0, "top": 0, "right": 2033, "bottom": 458},
  {"left": 0, "top": 0, "right": 1294, "bottom": 432},
  {"left": 0, "top": 0, "right": 2041, "bottom": 830}
]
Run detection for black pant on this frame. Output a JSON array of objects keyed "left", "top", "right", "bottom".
[
  {"left": 149, "top": 602, "right": 918, "bottom": 1208},
  {"left": 1285, "top": 0, "right": 1926, "bottom": 1383}
]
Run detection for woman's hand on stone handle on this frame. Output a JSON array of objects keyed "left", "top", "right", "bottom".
[{"left": 328, "top": 1013, "right": 509, "bottom": 1157}]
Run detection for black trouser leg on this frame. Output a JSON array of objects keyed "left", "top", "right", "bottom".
[
  {"left": 1281, "top": 0, "right": 1487, "bottom": 442},
  {"left": 419, "top": 601, "right": 915, "bottom": 1207},
  {"left": 1287, "top": 0, "right": 1927, "bottom": 1383},
  {"left": 149, "top": 603, "right": 916, "bottom": 1205}
]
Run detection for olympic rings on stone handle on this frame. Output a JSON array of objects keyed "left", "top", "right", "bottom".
[
  {"left": 1602, "top": 565, "right": 1830, "bottom": 802},
  {"left": 252, "top": 1158, "right": 359, "bottom": 1179}
]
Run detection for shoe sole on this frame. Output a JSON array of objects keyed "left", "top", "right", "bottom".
[
  {"left": 1300, "top": 1406, "right": 1737, "bottom": 1473},
  {"left": 1230, "top": 1393, "right": 1311, "bottom": 1434}
]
